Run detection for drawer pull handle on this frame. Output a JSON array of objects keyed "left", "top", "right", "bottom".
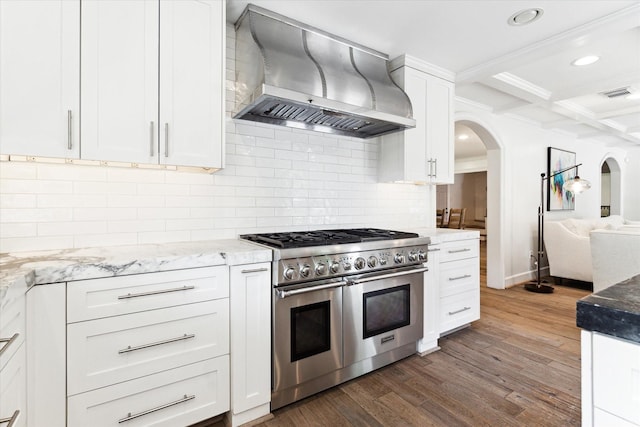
[
  {"left": 117, "top": 285, "right": 195, "bottom": 300},
  {"left": 448, "top": 306, "right": 471, "bottom": 315},
  {"left": 428, "top": 248, "right": 441, "bottom": 252},
  {"left": 118, "top": 333, "right": 195, "bottom": 354},
  {"left": 448, "top": 248, "right": 471, "bottom": 254},
  {"left": 67, "top": 110, "right": 73, "bottom": 150},
  {"left": 448, "top": 274, "right": 472, "bottom": 281},
  {"left": 0, "top": 410, "right": 20, "bottom": 427},
  {"left": 0, "top": 333, "right": 19, "bottom": 357},
  {"left": 118, "top": 394, "right": 195, "bottom": 423},
  {"left": 241, "top": 267, "right": 269, "bottom": 274}
]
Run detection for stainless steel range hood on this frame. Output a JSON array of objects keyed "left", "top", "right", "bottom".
[{"left": 233, "top": 5, "right": 415, "bottom": 139}]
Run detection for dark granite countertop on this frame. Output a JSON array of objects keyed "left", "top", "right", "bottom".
[{"left": 577, "top": 274, "right": 640, "bottom": 344}]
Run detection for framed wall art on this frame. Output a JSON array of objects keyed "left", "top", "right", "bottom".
[{"left": 547, "top": 147, "right": 576, "bottom": 211}]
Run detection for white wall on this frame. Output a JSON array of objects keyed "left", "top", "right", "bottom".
[
  {"left": 623, "top": 147, "right": 640, "bottom": 219},
  {"left": 0, "top": 24, "right": 431, "bottom": 253},
  {"left": 455, "top": 100, "right": 629, "bottom": 286}
]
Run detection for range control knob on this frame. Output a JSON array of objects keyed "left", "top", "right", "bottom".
[
  {"left": 418, "top": 250, "right": 427, "bottom": 261},
  {"left": 394, "top": 253, "right": 405, "bottom": 264},
  {"left": 408, "top": 252, "right": 418, "bottom": 262},
  {"left": 367, "top": 256, "right": 378, "bottom": 268},
  {"left": 329, "top": 261, "right": 340, "bottom": 274},
  {"left": 379, "top": 257, "right": 387, "bottom": 266},
  {"left": 343, "top": 262, "right": 352, "bottom": 271},
  {"left": 354, "top": 257, "right": 366, "bottom": 270},
  {"left": 283, "top": 266, "right": 296, "bottom": 280},
  {"left": 300, "top": 264, "right": 311, "bottom": 278},
  {"left": 315, "top": 263, "right": 327, "bottom": 276}
]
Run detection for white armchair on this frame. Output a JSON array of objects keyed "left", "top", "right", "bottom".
[
  {"left": 543, "top": 216, "right": 625, "bottom": 283},
  {"left": 591, "top": 228, "right": 640, "bottom": 292}
]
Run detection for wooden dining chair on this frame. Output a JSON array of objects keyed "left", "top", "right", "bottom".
[
  {"left": 436, "top": 209, "right": 445, "bottom": 227},
  {"left": 447, "top": 208, "right": 466, "bottom": 229}
]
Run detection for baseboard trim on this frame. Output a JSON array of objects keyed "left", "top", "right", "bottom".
[{"left": 505, "top": 267, "right": 549, "bottom": 288}]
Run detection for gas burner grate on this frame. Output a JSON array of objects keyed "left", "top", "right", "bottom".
[{"left": 240, "top": 228, "right": 419, "bottom": 249}]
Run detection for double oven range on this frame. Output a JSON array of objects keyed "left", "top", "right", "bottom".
[{"left": 240, "top": 228, "right": 430, "bottom": 410}]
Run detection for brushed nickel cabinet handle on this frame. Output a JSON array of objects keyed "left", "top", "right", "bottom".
[
  {"left": 448, "top": 248, "right": 471, "bottom": 254},
  {"left": 67, "top": 110, "right": 72, "bottom": 150},
  {"left": 448, "top": 306, "right": 471, "bottom": 315},
  {"left": 118, "top": 333, "right": 195, "bottom": 354},
  {"left": 448, "top": 274, "right": 472, "bottom": 281},
  {"left": 428, "top": 248, "right": 441, "bottom": 252},
  {"left": 434, "top": 158, "right": 438, "bottom": 178},
  {"left": 0, "top": 409, "right": 20, "bottom": 427},
  {"left": 117, "top": 285, "right": 195, "bottom": 300},
  {"left": 150, "top": 121, "right": 155, "bottom": 156},
  {"left": 241, "top": 267, "right": 269, "bottom": 274},
  {"left": 164, "top": 123, "right": 169, "bottom": 157},
  {"left": 118, "top": 394, "right": 195, "bottom": 423},
  {"left": 0, "top": 333, "right": 19, "bottom": 357}
]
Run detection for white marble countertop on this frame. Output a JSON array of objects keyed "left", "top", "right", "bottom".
[
  {"left": 409, "top": 227, "right": 480, "bottom": 243},
  {"left": 0, "top": 239, "right": 272, "bottom": 300}
]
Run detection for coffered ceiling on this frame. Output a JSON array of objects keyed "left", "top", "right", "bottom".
[{"left": 226, "top": 1, "right": 640, "bottom": 148}]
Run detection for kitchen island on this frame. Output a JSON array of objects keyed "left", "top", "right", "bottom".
[{"left": 577, "top": 274, "right": 640, "bottom": 427}]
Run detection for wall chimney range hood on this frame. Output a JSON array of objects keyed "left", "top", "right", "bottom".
[{"left": 233, "top": 5, "right": 416, "bottom": 139}]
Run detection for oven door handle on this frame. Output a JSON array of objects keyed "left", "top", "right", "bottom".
[
  {"left": 276, "top": 280, "right": 348, "bottom": 299},
  {"left": 346, "top": 266, "right": 429, "bottom": 286}
]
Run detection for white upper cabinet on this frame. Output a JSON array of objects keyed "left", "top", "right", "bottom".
[
  {"left": 81, "top": 0, "right": 225, "bottom": 168},
  {"left": 0, "top": 0, "right": 80, "bottom": 159},
  {"left": 159, "top": 0, "right": 225, "bottom": 168},
  {"left": 81, "top": 0, "right": 159, "bottom": 164},
  {"left": 379, "top": 55, "right": 454, "bottom": 184}
]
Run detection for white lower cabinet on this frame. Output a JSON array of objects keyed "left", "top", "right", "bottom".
[
  {"left": 228, "top": 263, "right": 272, "bottom": 426},
  {"left": 437, "top": 236, "right": 480, "bottom": 335},
  {"left": 582, "top": 332, "right": 640, "bottom": 427},
  {"left": 67, "top": 356, "right": 229, "bottom": 427},
  {"left": 28, "top": 266, "right": 231, "bottom": 427}
]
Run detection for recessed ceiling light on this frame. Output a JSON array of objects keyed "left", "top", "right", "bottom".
[
  {"left": 458, "top": 134, "right": 469, "bottom": 140},
  {"left": 571, "top": 55, "right": 600, "bottom": 66},
  {"left": 508, "top": 8, "right": 544, "bottom": 26}
]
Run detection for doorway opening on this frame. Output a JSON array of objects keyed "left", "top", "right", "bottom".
[
  {"left": 453, "top": 115, "right": 505, "bottom": 289},
  {"left": 601, "top": 157, "right": 621, "bottom": 217}
]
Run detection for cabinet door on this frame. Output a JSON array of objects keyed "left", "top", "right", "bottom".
[
  {"left": 159, "top": 0, "right": 224, "bottom": 168},
  {"left": 0, "top": 0, "right": 79, "bottom": 158},
  {"left": 425, "top": 74, "right": 454, "bottom": 184},
  {"left": 68, "top": 356, "right": 230, "bottom": 427},
  {"left": 229, "top": 264, "right": 271, "bottom": 416},
  {"left": 81, "top": 0, "right": 159, "bottom": 163},
  {"left": 0, "top": 343, "right": 26, "bottom": 427},
  {"left": 417, "top": 247, "right": 440, "bottom": 353}
]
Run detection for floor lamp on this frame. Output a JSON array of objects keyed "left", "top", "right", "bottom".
[{"left": 524, "top": 163, "right": 591, "bottom": 293}]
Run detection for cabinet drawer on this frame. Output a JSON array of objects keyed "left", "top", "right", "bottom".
[
  {"left": 68, "top": 266, "right": 229, "bottom": 322},
  {"left": 0, "top": 343, "right": 26, "bottom": 427},
  {"left": 439, "top": 240, "right": 479, "bottom": 263},
  {"left": 0, "top": 280, "right": 26, "bottom": 371},
  {"left": 439, "top": 289, "right": 479, "bottom": 334},
  {"left": 68, "top": 355, "right": 230, "bottom": 427},
  {"left": 592, "top": 333, "right": 640, "bottom": 425},
  {"left": 67, "top": 299, "right": 229, "bottom": 395},
  {"left": 439, "top": 258, "right": 479, "bottom": 298}
]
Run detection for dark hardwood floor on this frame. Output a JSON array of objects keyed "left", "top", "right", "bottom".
[{"left": 244, "top": 242, "right": 590, "bottom": 426}]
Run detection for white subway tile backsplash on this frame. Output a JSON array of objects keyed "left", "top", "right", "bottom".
[
  {"left": 0, "top": 25, "right": 432, "bottom": 253},
  {"left": 38, "top": 221, "right": 107, "bottom": 237},
  {"left": 0, "top": 194, "right": 37, "bottom": 209}
]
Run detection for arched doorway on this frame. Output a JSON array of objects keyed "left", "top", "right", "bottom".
[
  {"left": 601, "top": 156, "right": 622, "bottom": 217},
  {"left": 455, "top": 115, "right": 505, "bottom": 289}
]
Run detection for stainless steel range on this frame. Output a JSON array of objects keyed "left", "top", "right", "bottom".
[{"left": 240, "top": 228, "right": 429, "bottom": 410}]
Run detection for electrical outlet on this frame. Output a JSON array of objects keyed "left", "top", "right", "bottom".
[{"left": 529, "top": 250, "right": 533, "bottom": 258}]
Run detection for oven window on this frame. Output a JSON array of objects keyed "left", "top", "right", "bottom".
[
  {"left": 291, "top": 301, "right": 331, "bottom": 362},
  {"left": 363, "top": 284, "right": 410, "bottom": 339}
]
